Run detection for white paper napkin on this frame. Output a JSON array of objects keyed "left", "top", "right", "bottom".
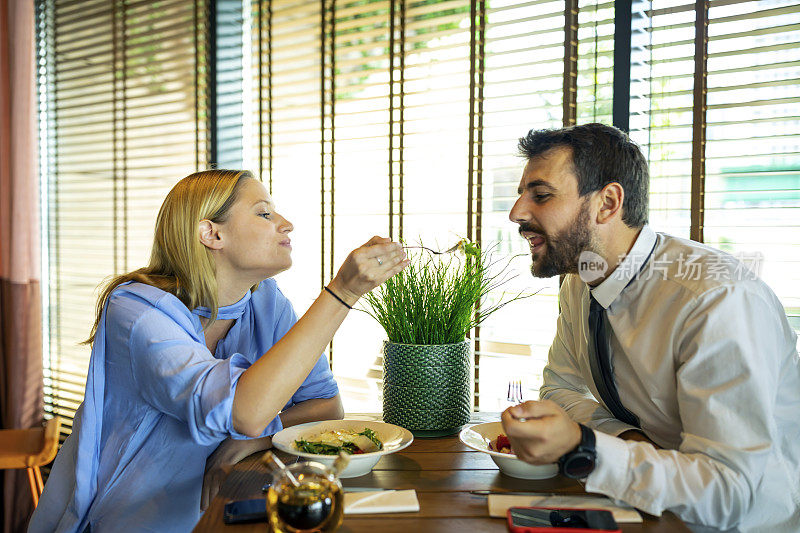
[
  {"left": 488, "top": 494, "right": 642, "bottom": 523},
  {"left": 344, "top": 489, "right": 420, "bottom": 514}
]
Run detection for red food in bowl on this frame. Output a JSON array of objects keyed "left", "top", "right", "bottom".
[{"left": 488, "top": 434, "right": 513, "bottom": 454}]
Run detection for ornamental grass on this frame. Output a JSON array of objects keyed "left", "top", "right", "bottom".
[{"left": 363, "top": 240, "right": 529, "bottom": 345}]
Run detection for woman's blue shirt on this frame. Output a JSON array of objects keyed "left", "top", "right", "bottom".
[{"left": 29, "top": 280, "right": 338, "bottom": 532}]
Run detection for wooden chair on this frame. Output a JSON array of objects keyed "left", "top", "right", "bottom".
[{"left": 0, "top": 417, "right": 62, "bottom": 507}]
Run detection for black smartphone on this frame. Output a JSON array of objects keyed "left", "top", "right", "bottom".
[
  {"left": 507, "top": 507, "right": 620, "bottom": 532},
  {"left": 222, "top": 498, "right": 268, "bottom": 525}
]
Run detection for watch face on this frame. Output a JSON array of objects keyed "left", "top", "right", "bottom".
[{"left": 565, "top": 453, "right": 596, "bottom": 478}]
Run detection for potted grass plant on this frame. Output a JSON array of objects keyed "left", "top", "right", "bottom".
[{"left": 363, "top": 240, "right": 527, "bottom": 437}]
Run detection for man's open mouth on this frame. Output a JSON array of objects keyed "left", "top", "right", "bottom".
[{"left": 521, "top": 232, "right": 546, "bottom": 253}]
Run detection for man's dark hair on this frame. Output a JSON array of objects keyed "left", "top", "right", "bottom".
[{"left": 518, "top": 123, "right": 649, "bottom": 228}]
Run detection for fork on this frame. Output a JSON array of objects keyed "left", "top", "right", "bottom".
[
  {"left": 404, "top": 240, "right": 465, "bottom": 255},
  {"left": 506, "top": 379, "right": 524, "bottom": 406}
]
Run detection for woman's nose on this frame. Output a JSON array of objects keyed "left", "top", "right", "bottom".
[{"left": 278, "top": 214, "right": 294, "bottom": 233}]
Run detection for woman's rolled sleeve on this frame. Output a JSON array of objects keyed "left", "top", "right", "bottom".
[
  {"left": 215, "top": 354, "right": 283, "bottom": 440},
  {"left": 129, "top": 309, "right": 279, "bottom": 444},
  {"left": 289, "top": 354, "right": 340, "bottom": 405}
]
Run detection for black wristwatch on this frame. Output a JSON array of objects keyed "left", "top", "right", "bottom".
[{"left": 558, "top": 423, "right": 596, "bottom": 479}]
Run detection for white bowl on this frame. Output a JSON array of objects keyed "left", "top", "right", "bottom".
[
  {"left": 459, "top": 421, "right": 559, "bottom": 480},
  {"left": 272, "top": 419, "right": 414, "bottom": 478}
]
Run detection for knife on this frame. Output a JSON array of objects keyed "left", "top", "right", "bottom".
[
  {"left": 263, "top": 482, "right": 391, "bottom": 493},
  {"left": 470, "top": 490, "right": 566, "bottom": 497}
]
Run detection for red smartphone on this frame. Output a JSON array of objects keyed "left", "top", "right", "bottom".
[{"left": 506, "top": 507, "right": 621, "bottom": 533}]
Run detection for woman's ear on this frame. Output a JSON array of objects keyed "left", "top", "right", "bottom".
[
  {"left": 596, "top": 182, "right": 624, "bottom": 225},
  {"left": 199, "top": 219, "right": 223, "bottom": 250}
]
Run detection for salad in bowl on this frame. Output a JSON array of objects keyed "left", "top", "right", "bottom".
[{"left": 272, "top": 419, "right": 413, "bottom": 478}]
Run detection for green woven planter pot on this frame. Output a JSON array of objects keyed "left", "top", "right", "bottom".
[
  {"left": 383, "top": 340, "right": 471, "bottom": 367},
  {"left": 382, "top": 340, "right": 472, "bottom": 437},
  {"left": 383, "top": 363, "right": 470, "bottom": 388},
  {"left": 383, "top": 384, "right": 473, "bottom": 411},
  {"left": 382, "top": 405, "right": 473, "bottom": 435}
]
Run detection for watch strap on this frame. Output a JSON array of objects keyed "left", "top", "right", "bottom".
[
  {"left": 558, "top": 424, "right": 596, "bottom": 478},
  {"left": 578, "top": 423, "right": 596, "bottom": 450}
]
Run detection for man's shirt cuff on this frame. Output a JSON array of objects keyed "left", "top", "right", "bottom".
[{"left": 584, "top": 430, "right": 632, "bottom": 497}]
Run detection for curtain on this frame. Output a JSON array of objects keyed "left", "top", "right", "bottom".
[{"left": 0, "top": 0, "right": 43, "bottom": 531}]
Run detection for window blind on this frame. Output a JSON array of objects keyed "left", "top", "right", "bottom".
[
  {"left": 251, "top": 0, "right": 575, "bottom": 411},
  {"left": 36, "top": 0, "right": 210, "bottom": 439},
  {"left": 325, "top": 0, "right": 392, "bottom": 406},
  {"left": 216, "top": 0, "right": 246, "bottom": 168},
  {"left": 703, "top": 0, "right": 800, "bottom": 335},
  {"left": 39, "top": 0, "right": 799, "bottom": 425},
  {"left": 577, "top": 0, "right": 614, "bottom": 124},
  {"left": 384, "top": 0, "right": 474, "bottom": 406},
  {"left": 629, "top": 0, "right": 696, "bottom": 237},
  {"left": 252, "top": 0, "right": 477, "bottom": 411},
  {"left": 629, "top": 0, "right": 799, "bottom": 336},
  {"left": 475, "top": 0, "right": 565, "bottom": 409},
  {"left": 250, "top": 0, "right": 326, "bottom": 377}
]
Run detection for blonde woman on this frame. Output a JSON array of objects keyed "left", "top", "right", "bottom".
[{"left": 30, "top": 170, "right": 408, "bottom": 533}]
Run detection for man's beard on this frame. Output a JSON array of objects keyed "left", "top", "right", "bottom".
[{"left": 524, "top": 202, "right": 595, "bottom": 278}]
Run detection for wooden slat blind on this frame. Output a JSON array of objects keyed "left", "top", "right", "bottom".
[
  {"left": 36, "top": 0, "right": 210, "bottom": 439},
  {"left": 251, "top": 0, "right": 572, "bottom": 411},
  {"left": 252, "top": 0, "right": 480, "bottom": 410},
  {"left": 577, "top": 0, "right": 614, "bottom": 124},
  {"left": 629, "top": 0, "right": 697, "bottom": 237},
  {"left": 251, "top": 0, "right": 324, "bottom": 345},
  {"left": 703, "top": 0, "right": 800, "bottom": 334},
  {"left": 38, "top": 0, "right": 799, "bottom": 425},
  {"left": 629, "top": 0, "right": 799, "bottom": 336},
  {"left": 473, "top": 0, "right": 565, "bottom": 409},
  {"left": 325, "top": 0, "right": 393, "bottom": 405}
]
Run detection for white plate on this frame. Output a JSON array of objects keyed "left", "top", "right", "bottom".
[
  {"left": 459, "top": 421, "right": 558, "bottom": 480},
  {"left": 272, "top": 419, "right": 414, "bottom": 478}
]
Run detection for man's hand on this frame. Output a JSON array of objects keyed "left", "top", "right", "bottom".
[
  {"left": 201, "top": 436, "right": 272, "bottom": 510},
  {"left": 500, "top": 400, "right": 582, "bottom": 465}
]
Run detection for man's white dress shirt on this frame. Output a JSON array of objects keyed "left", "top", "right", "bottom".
[{"left": 540, "top": 225, "right": 800, "bottom": 532}]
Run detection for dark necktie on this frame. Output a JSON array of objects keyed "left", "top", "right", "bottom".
[{"left": 587, "top": 294, "right": 640, "bottom": 428}]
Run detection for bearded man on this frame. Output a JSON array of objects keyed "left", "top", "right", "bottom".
[{"left": 502, "top": 123, "right": 800, "bottom": 532}]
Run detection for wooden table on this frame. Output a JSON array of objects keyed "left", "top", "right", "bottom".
[{"left": 194, "top": 414, "right": 689, "bottom": 532}]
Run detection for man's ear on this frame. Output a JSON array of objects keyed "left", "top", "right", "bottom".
[
  {"left": 199, "top": 219, "right": 223, "bottom": 250},
  {"left": 596, "top": 182, "right": 624, "bottom": 225}
]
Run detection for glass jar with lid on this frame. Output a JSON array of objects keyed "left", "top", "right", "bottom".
[{"left": 266, "top": 460, "right": 344, "bottom": 532}]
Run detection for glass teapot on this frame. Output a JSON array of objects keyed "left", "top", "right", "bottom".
[{"left": 264, "top": 453, "right": 346, "bottom": 533}]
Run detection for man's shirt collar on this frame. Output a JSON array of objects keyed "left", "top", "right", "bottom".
[{"left": 590, "top": 225, "right": 657, "bottom": 309}]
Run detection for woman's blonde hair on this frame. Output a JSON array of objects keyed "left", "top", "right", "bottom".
[{"left": 85, "top": 169, "right": 255, "bottom": 345}]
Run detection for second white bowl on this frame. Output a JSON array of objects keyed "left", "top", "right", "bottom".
[{"left": 459, "top": 421, "right": 559, "bottom": 480}]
